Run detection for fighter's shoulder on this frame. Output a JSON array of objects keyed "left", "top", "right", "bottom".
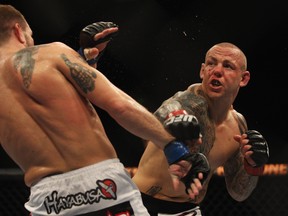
[
  {"left": 37, "top": 42, "right": 74, "bottom": 53},
  {"left": 31, "top": 42, "right": 79, "bottom": 66},
  {"left": 169, "top": 83, "right": 200, "bottom": 99},
  {"left": 231, "top": 108, "right": 248, "bottom": 133},
  {"left": 187, "top": 83, "right": 201, "bottom": 92}
]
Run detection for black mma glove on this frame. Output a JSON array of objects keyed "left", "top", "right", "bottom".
[
  {"left": 244, "top": 130, "right": 269, "bottom": 176},
  {"left": 164, "top": 141, "right": 210, "bottom": 193},
  {"left": 181, "top": 153, "right": 210, "bottom": 194},
  {"left": 78, "top": 21, "right": 118, "bottom": 65},
  {"left": 164, "top": 110, "right": 200, "bottom": 140}
]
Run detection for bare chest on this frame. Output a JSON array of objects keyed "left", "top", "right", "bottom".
[{"left": 207, "top": 124, "right": 240, "bottom": 170}]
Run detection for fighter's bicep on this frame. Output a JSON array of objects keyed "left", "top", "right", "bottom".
[
  {"left": 59, "top": 52, "right": 98, "bottom": 94},
  {"left": 223, "top": 150, "right": 243, "bottom": 179}
]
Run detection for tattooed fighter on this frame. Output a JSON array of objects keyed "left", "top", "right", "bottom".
[
  {"left": 133, "top": 42, "right": 270, "bottom": 215},
  {"left": 0, "top": 4, "right": 202, "bottom": 215}
]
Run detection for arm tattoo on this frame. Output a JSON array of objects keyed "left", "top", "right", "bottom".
[
  {"left": 13, "top": 47, "right": 38, "bottom": 89},
  {"left": 146, "top": 186, "right": 162, "bottom": 196},
  {"left": 61, "top": 54, "right": 97, "bottom": 94},
  {"left": 154, "top": 88, "right": 214, "bottom": 155},
  {"left": 224, "top": 151, "right": 258, "bottom": 198},
  {"left": 223, "top": 112, "right": 257, "bottom": 199}
]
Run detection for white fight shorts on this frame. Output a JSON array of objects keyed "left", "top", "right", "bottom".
[
  {"left": 141, "top": 193, "right": 202, "bottom": 216},
  {"left": 25, "top": 159, "right": 149, "bottom": 216}
]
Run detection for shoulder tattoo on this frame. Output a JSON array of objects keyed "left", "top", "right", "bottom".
[
  {"left": 13, "top": 47, "right": 38, "bottom": 89},
  {"left": 61, "top": 54, "right": 97, "bottom": 94}
]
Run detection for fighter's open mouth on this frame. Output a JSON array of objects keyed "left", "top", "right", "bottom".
[{"left": 211, "top": 79, "right": 221, "bottom": 86}]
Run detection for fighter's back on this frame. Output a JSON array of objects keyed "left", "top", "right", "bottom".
[{"left": 0, "top": 42, "right": 117, "bottom": 186}]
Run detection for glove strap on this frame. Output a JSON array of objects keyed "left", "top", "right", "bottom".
[
  {"left": 244, "top": 159, "right": 264, "bottom": 176},
  {"left": 164, "top": 140, "right": 190, "bottom": 165}
]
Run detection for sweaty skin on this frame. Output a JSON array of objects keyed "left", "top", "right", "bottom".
[
  {"left": 0, "top": 20, "right": 176, "bottom": 187},
  {"left": 133, "top": 43, "right": 259, "bottom": 204},
  {"left": 0, "top": 43, "right": 119, "bottom": 186}
]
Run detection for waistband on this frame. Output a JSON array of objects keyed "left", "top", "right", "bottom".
[
  {"left": 33, "top": 158, "right": 121, "bottom": 187},
  {"left": 141, "top": 192, "right": 199, "bottom": 214}
]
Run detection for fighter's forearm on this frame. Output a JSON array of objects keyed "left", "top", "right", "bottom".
[{"left": 107, "top": 89, "right": 174, "bottom": 149}]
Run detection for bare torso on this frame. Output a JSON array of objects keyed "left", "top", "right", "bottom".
[
  {"left": 0, "top": 43, "right": 117, "bottom": 186},
  {"left": 133, "top": 84, "right": 244, "bottom": 203}
]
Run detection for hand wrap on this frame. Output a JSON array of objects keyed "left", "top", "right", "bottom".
[
  {"left": 164, "top": 140, "right": 190, "bottom": 165},
  {"left": 164, "top": 110, "right": 200, "bottom": 140},
  {"left": 164, "top": 141, "right": 210, "bottom": 193},
  {"left": 244, "top": 130, "right": 269, "bottom": 175},
  {"left": 78, "top": 21, "right": 118, "bottom": 65}
]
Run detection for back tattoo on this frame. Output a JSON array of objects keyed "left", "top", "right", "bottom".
[{"left": 13, "top": 46, "right": 38, "bottom": 89}]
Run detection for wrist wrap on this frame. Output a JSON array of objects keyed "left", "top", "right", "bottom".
[{"left": 164, "top": 140, "right": 190, "bottom": 165}]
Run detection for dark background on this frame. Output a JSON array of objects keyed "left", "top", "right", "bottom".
[{"left": 1, "top": 0, "right": 287, "bottom": 168}]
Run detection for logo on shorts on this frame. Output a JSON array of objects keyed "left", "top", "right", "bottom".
[
  {"left": 43, "top": 179, "right": 117, "bottom": 214},
  {"left": 97, "top": 179, "right": 117, "bottom": 199}
]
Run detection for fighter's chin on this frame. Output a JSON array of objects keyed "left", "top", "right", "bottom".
[{"left": 204, "top": 86, "right": 224, "bottom": 100}]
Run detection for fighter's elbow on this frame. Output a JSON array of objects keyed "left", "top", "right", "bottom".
[{"left": 227, "top": 188, "right": 253, "bottom": 202}]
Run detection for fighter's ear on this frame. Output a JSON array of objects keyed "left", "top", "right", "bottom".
[
  {"left": 13, "top": 23, "right": 26, "bottom": 43},
  {"left": 200, "top": 63, "right": 205, "bottom": 79},
  {"left": 240, "top": 71, "right": 250, "bottom": 87}
]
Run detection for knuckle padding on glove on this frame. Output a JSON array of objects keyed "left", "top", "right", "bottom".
[
  {"left": 246, "top": 130, "right": 269, "bottom": 167},
  {"left": 79, "top": 21, "right": 118, "bottom": 48},
  {"left": 164, "top": 115, "right": 200, "bottom": 140},
  {"left": 180, "top": 153, "right": 210, "bottom": 193}
]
